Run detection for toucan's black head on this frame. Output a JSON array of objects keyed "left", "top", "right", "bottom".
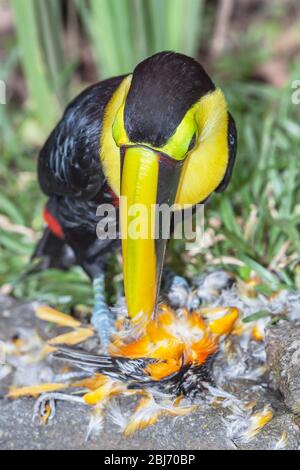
[{"left": 124, "top": 51, "right": 215, "bottom": 147}]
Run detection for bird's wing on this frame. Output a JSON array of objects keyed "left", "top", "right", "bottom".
[
  {"left": 54, "top": 346, "right": 156, "bottom": 382},
  {"left": 54, "top": 347, "right": 215, "bottom": 396},
  {"left": 38, "top": 76, "right": 125, "bottom": 200},
  {"left": 215, "top": 113, "right": 237, "bottom": 193}
]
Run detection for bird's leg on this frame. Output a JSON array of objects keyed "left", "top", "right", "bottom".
[
  {"left": 91, "top": 273, "right": 114, "bottom": 351},
  {"left": 33, "top": 393, "right": 86, "bottom": 421}
]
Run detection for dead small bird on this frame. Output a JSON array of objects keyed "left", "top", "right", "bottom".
[
  {"left": 54, "top": 345, "right": 214, "bottom": 397},
  {"left": 27, "top": 303, "right": 238, "bottom": 435}
]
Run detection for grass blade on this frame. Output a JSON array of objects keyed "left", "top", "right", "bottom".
[
  {"left": 0, "top": 193, "right": 25, "bottom": 225},
  {"left": 110, "top": 0, "right": 134, "bottom": 72},
  {"left": 77, "top": 0, "right": 120, "bottom": 78},
  {"left": 165, "top": 0, "right": 184, "bottom": 51},
  {"left": 11, "top": 0, "right": 57, "bottom": 130},
  {"left": 181, "top": 0, "right": 203, "bottom": 56},
  {"left": 34, "top": 0, "right": 69, "bottom": 107},
  {"left": 147, "top": 0, "right": 166, "bottom": 53},
  {"left": 239, "top": 254, "right": 281, "bottom": 288},
  {"left": 131, "top": 0, "right": 150, "bottom": 62}
]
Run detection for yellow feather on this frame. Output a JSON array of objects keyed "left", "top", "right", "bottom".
[
  {"left": 100, "top": 75, "right": 132, "bottom": 195},
  {"left": 175, "top": 89, "right": 229, "bottom": 207},
  {"left": 7, "top": 382, "right": 68, "bottom": 398}
]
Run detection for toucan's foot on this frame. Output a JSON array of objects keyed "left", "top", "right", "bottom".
[
  {"left": 92, "top": 275, "right": 115, "bottom": 351},
  {"left": 91, "top": 306, "right": 114, "bottom": 351},
  {"left": 33, "top": 392, "right": 86, "bottom": 422}
]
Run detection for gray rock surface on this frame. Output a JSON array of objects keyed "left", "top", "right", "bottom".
[
  {"left": 266, "top": 321, "right": 300, "bottom": 413},
  {"left": 0, "top": 398, "right": 235, "bottom": 450},
  {"left": 1, "top": 295, "right": 300, "bottom": 450}
]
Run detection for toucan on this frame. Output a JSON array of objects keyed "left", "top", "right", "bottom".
[{"left": 34, "top": 51, "right": 237, "bottom": 351}]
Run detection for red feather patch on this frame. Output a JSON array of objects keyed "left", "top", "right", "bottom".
[
  {"left": 107, "top": 187, "right": 119, "bottom": 207},
  {"left": 43, "top": 208, "right": 65, "bottom": 239}
]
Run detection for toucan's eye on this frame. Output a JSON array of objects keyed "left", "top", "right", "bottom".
[{"left": 188, "top": 132, "right": 196, "bottom": 152}]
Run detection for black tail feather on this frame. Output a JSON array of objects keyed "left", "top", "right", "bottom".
[{"left": 31, "top": 227, "right": 76, "bottom": 271}]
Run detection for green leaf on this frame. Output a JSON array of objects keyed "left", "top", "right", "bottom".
[
  {"left": 131, "top": 0, "right": 149, "bottom": 62},
  {"left": 165, "top": 0, "right": 184, "bottom": 51},
  {"left": 0, "top": 193, "right": 25, "bottom": 225},
  {"left": 243, "top": 310, "right": 271, "bottom": 323},
  {"left": 34, "top": 0, "right": 69, "bottom": 107},
  {"left": 221, "top": 228, "right": 257, "bottom": 258},
  {"left": 219, "top": 197, "right": 242, "bottom": 236},
  {"left": 181, "top": 0, "right": 203, "bottom": 56},
  {"left": 239, "top": 254, "right": 281, "bottom": 288},
  {"left": 0, "top": 232, "right": 32, "bottom": 255}
]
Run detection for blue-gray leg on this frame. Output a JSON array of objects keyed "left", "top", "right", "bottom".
[{"left": 91, "top": 274, "right": 114, "bottom": 351}]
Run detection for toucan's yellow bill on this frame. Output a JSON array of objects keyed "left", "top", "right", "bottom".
[
  {"left": 121, "top": 147, "right": 158, "bottom": 323},
  {"left": 120, "top": 146, "right": 184, "bottom": 324}
]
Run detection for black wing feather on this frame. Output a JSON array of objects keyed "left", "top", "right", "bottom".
[
  {"left": 54, "top": 346, "right": 156, "bottom": 382},
  {"left": 53, "top": 347, "right": 214, "bottom": 396},
  {"left": 38, "top": 76, "right": 125, "bottom": 200}
]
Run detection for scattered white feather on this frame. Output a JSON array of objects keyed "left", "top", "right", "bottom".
[
  {"left": 107, "top": 399, "right": 128, "bottom": 432},
  {"left": 85, "top": 405, "right": 104, "bottom": 441},
  {"left": 272, "top": 431, "right": 288, "bottom": 450},
  {"left": 223, "top": 404, "right": 273, "bottom": 444},
  {"left": 0, "top": 364, "right": 11, "bottom": 381}
]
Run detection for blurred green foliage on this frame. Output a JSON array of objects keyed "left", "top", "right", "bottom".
[
  {"left": 1, "top": 0, "right": 300, "bottom": 310},
  {"left": 10, "top": 0, "right": 204, "bottom": 131}
]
